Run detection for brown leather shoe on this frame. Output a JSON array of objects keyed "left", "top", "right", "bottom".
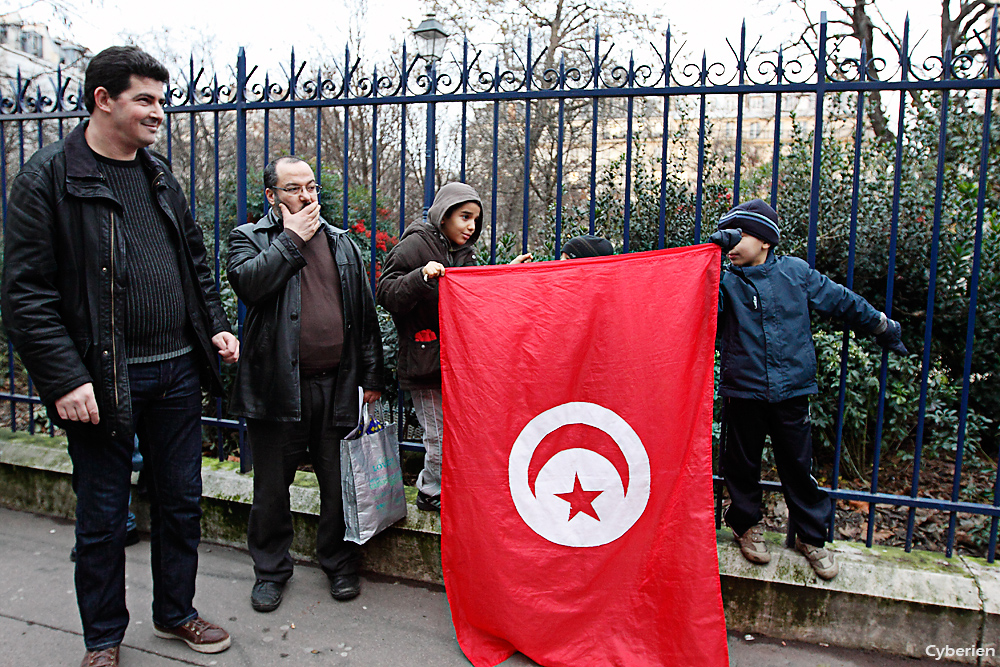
[
  {"left": 795, "top": 536, "right": 839, "bottom": 580},
  {"left": 153, "top": 616, "right": 231, "bottom": 653},
  {"left": 733, "top": 524, "right": 771, "bottom": 564},
  {"left": 80, "top": 646, "right": 119, "bottom": 667}
]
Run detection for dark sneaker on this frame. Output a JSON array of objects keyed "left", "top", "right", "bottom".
[
  {"left": 733, "top": 524, "right": 771, "bottom": 564},
  {"left": 795, "top": 537, "right": 839, "bottom": 580},
  {"left": 80, "top": 646, "right": 119, "bottom": 667},
  {"left": 251, "top": 579, "right": 285, "bottom": 612},
  {"left": 329, "top": 574, "right": 361, "bottom": 601},
  {"left": 416, "top": 491, "right": 441, "bottom": 512},
  {"left": 153, "top": 616, "right": 231, "bottom": 653}
]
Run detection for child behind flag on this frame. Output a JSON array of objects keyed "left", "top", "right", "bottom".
[
  {"left": 511, "top": 233, "right": 614, "bottom": 264},
  {"left": 709, "top": 199, "right": 907, "bottom": 580},
  {"left": 559, "top": 234, "right": 614, "bottom": 260}
]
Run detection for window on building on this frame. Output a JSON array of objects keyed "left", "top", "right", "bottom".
[{"left": 20, "top": 31, "right": 43, "bottom": 58}]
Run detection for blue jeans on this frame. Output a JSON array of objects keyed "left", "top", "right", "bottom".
[{"left": 68, "top": 353, "right": 203, "bottom": 650}]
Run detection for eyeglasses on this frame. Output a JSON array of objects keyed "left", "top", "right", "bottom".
[{"left": 271, "top": 183, "right": 320, "bottom": 195}]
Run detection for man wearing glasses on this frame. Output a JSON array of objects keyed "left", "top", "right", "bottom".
[{"left": 227, "top": 156, "right": 383, "bottom": 612}]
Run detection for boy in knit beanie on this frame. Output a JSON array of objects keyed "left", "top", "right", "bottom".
[{"left": 709, "top": 199, "right": 907, "bottom": 580}]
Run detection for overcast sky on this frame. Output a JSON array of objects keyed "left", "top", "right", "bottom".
[{"left": 12, "top": 0, "right": 969, "bottom": 76}]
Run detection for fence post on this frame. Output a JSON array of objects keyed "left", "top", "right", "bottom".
[
  {"left": 370, "top": 65, "right": 379, "bottom": 292},
  {"left": 867, "top": 13, "right": 911, "bottom": 549},
  {"left": 588, "top": 27, "right": 600, "bottom": 234},
  {"left": 733, "top": 20, "right": 747, "bottom": 205},
  {"left": 521, "top": 30, "right": 533, "bottom": 254},
  {"left": 235, "top": 47, "right": 251, "bottom": 472},
  {"left": 424, "top": 58, "right": 437, "bottom": 216},
  {"left": 975, "top": 11, "right": 999, "bottom": 564},
  {"left": 807, "top": 12, "right": 827, "bottom": 268},
  {"left": 694, "top": 50, "right": 707, "bottom": 243},
  {"left": 923, "top": 39, "right": 952, "bottom": 554},
  {"left": 658, "top": 25, "right": 672, "bottom": 250}
]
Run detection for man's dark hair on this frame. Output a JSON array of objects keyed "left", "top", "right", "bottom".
[
  {"left": 84, "top": 46, "right": 169, "bottom": 114},
  {"left": 263, "top": 156, "right": 307, "bottom": 190}
]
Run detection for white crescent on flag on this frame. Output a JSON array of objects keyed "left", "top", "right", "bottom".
[{"left": 507, "top": 401, "right": 651, "bottom": 547}]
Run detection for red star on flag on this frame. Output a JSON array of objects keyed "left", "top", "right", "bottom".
[{"left": 555, "top": 473, "right": 604, "bottom": 521}]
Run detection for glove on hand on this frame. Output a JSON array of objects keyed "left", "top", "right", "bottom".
[
  {"left": 708, "top": 228, "right": 742, "bottom": 253},
  {"left": 875, "top": 318, "right": 908, "bottom": 355}
]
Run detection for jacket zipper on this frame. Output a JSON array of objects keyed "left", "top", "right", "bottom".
[
  {"left": 740, "top": 269, "right": 769, "bottom": 401},
  {"left": 751, "top": 279, "right": 770, "bottom": 401},
  {"left": 735, "top": 266, "right": 771, "bottom": 401},
  {"left": 110, "top": 211, "right": 119, "bottom": 406}
]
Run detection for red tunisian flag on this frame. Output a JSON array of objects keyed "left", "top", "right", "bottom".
[{"left": 438, "top": 244, "right": 728, "bottom": 667}]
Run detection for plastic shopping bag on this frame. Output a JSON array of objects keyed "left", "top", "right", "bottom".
[{"left": 341, "top": 399, "right": 406, "bottom": 544}]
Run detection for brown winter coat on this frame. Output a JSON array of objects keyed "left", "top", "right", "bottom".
[{"left": 375, "top": 183, "right": 482, "bottom": 390}]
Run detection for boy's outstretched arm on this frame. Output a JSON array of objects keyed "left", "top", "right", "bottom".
[{"left": 804, "top": 266, "right": 907, "bottom": 355}]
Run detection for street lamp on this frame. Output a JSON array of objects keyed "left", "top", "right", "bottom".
[
  {"left": 413, "top": 14, "right": 450, "bottom": 212},
  {"left": 413, "top": 13, "right": 449, "bottom": 63}
]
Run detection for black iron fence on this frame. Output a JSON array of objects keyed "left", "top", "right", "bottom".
[{"left": 2, "top": 12, "right": 999, "bottom": 559}]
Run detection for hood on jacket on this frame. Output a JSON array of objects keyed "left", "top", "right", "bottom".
[{"left": 425, "top": 182, "right": 483, "bottom": 250}]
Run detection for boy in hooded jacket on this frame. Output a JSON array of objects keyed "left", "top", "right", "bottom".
[
  {"left": 376, "top": 183, "right": 484, "bottom": 512},
  {"left": 709, "top": 199, "right": 907, "bottom": 580}
]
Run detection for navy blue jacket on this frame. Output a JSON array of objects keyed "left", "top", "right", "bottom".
[{"left": 718, "top": 252, "right": 882, "bottom": 402}]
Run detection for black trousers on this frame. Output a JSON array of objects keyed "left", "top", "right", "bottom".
[
  {"left": 246, "top": 374, "right": 359, "bottom": 582},
  {"left": 720, "top": 395, "right": 832, "bottom": 547}
]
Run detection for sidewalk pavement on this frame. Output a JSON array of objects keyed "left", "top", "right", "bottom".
[{"left": 0, "top": 506, "right": 936, "bottom": 667}]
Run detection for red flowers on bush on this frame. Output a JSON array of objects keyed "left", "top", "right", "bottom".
[{"left": 348, "top": 216, "right": 396, "bottom": 254}]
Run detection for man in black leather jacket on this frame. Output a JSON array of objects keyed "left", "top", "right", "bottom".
[
  {"left": 227, "top": 156, "right": 383, "bottom": 612},
  {"left": 1, "top": 47, "right": 238, "bottom": 666}
]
